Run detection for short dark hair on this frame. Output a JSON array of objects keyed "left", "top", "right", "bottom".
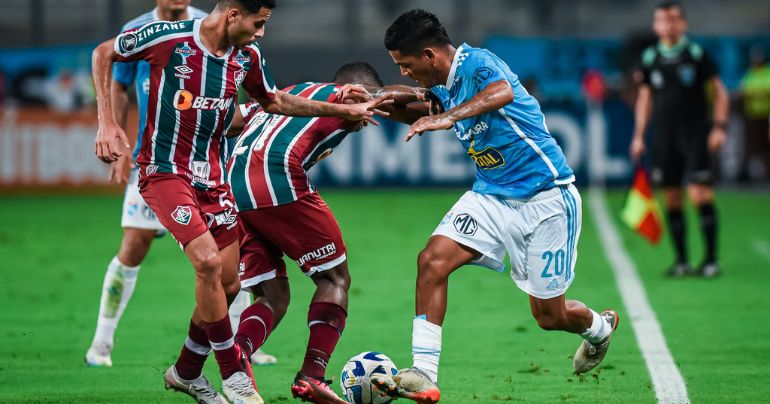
[
  {"left": 333, "top": 62, "right": 383, "bottom": 87},
  {"left": 217, "top": 0, "right": 276, "bottom": 14},
  {"left": 384, "top": 9, "right": 451, "bottom": 56},
  {"left": 655, "top": 1, "right": 686, "bottom": 18}
]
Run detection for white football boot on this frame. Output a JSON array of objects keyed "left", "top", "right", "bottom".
[
  {"left": 163, "top": 365, "right": 228, "bottom": 404},
  {"left": 573, "top": 310, "right": 620, "bottom": 373},
  {"left": 84, "top": 343, "right": 113, "bottom": 367},
  {"left": 250, "top": 348, "right": 277, "bottom": 366},
  {"left": 222, "top": 371, "right": 264, "bottom": 404},
  {"left": 372, "top": 367, "right": 441, "bottom": 403}
]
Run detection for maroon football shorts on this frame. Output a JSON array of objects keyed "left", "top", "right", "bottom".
[
  {"left": 139, "top": 173, "right": 239, "bottom": 250},
  {"left": 238, "top": 192, "right": 347, "bottom": 291}
]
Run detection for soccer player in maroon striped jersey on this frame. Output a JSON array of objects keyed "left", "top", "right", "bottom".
[
  {"left": 91, "top": 1, "right": 391, "bottom": 402},
  {"left": 224, "top": 62, "right": 386, "bottom": 404}
]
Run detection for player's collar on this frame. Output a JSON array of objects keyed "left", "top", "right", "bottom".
[
  {"left": 152, "top": 7, "right": 160, "bottom": 21},
  {"left": 446, "top": 43, "right": 467, "bottom": 90},
  {"left": 193, "top": 18, "right": 233, "bottom": 60},
  {"left": 657, "top": 36, "right": 689, "bottom": 58}
]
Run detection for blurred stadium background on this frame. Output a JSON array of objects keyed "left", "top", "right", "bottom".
[{"left": 1, "top": 0, "right": 769, "bottom": 403}]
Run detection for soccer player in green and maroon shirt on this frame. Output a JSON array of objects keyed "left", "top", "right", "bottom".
[
  {"left": 91, "top": 1, "right": 391, "bottom": 402},
  {"left": 225, "top": 62, "right": 386, "bottom": 403}
]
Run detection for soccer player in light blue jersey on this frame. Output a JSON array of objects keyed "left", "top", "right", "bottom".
[{"left": 368, "top": 10, "right": 621, "bottom": 402}]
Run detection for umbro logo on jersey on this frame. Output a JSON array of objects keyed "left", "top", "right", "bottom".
[
  {"left": 173, "top": 90, "right": 234, "bottom": 111},
  {"left": 171, "top": 205, "right": 192, "bottom": 225},
  {"left": 174, "top": 65, "right": 193, "bottom": 79},
  {"left": 453, "top": 213, "right": 478, "bottom": 236}
]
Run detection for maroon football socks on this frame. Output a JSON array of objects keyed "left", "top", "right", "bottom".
[
  {"left": 301, "top": 302, "right": 347, "bottom": 379},
  {"left": 205, "top": 316, "right": 242, "bottom": 380},
  {"left": 174, "top": 320, "right": 211, "bottom": 380},
  {"left": 234, "top": 303, "right": 275, "bottom": 358}
]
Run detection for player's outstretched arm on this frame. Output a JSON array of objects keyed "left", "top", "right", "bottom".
[
  {"left": 92, "top": 38, "right": 130, "bottom": 163},
  {"left": 405, "top": 79, "right": 513, "bottom": 141},
  {"left": 257, "top": 90, "right": 393, "bottom": 126},
  {"left": 338, "top": 84, "right": 439, "bottom": 124},
  {"left": 630, "top": 84, "right": 652, "bottom": 162}
]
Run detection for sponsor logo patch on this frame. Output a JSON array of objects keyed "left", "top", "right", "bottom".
[
  {"left": 205, "top": 208, "right": 237, "bottom": 230},
  {"left": 119, "top": 33, "right": 137, "bottom": 53},
  {"left": 546, "top": 278, "right": 560, "bottom": 291},
  {"left": 468, "top": 146, "right": 505, "bottom": 170},
  {"left": 174, "top": 90, "right": 233, "bottom": 111},
  {"left": 171, "top": 205, "right": 192, "bottom": 225},
  {"left": 297, "top": 243, "right": 337, "bottom": 267},
  {"left": 146, "top": 164, "right": 159, "bottom": 175},
  {"left": 453, "top": 213, "right": 478, "bottom": 236},
  {"left": 174, "top": 65, "right": 193, "bottom": 79}
]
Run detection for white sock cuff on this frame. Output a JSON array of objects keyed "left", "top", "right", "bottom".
[
  {"left": 110, "top": 257, "right": 140, "bottom": 277},
  {"left": 185, "top": 336, "right": 212, "bottom": 355},
  {"left": 580, "top": 310, "right": 610, "bottom": 344}
]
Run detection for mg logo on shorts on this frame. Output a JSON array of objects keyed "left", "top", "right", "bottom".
[
  {"left": 453, "top": 213, "right": 477, "bottom": 236},
  {"left": 172, "top": 205, "right": 192, "bottom": 225}
]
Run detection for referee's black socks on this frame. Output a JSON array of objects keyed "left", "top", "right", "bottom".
[
  {"left": 697, "top": 203, "right": 718, "bottom": 264},
  {"left": 666, "top": 208, "right": 688, "bottom": 265}
]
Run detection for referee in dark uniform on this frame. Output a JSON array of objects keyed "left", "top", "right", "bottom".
[{"left": 630, "top": 1, "right": 729, "bottom": 278}]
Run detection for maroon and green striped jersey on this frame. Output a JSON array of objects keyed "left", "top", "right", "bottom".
[
  {"left": 227, "top": 82, "right": 359, "bottom": 210},
  {"left": 114, "top": 18, "right": 276, "bottom": 190}
]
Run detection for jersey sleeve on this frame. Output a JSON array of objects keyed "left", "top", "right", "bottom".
[
  {"left": 699, "top": 50, "right": 719, "bottom": 80},
  {"left": 112, "top": 61, "right": 137, "bottom": 87},
  {"left": 639, "top": 46, "right": 657, "bottom": 85},
  {"left": 464, "top": 51, "right": 508, "bottom": 93},
  {"left": 242, "top": 44, "right": 277, "bottom": 100},
  {"left": 239, "top": 102, "right": 262, "bottom": 122},
  {"left": 113, "top": 20, "right": 189, "bottom": 64}
]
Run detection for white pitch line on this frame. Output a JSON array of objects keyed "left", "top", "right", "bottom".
[{"left": 588, "top": 190, "right": 690, "bottom": 404}]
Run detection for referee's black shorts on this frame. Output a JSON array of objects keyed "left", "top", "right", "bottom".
[{"left": 650, "top": 119, "right": 714, "bottom": 187}]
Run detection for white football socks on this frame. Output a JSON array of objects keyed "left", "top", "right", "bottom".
[
  {"left": 228, "top": 289, "right": 251, "bottom": 334},
  {"left": 412, "top": 316, "right": 442, "bottom": 383},
  {"left": 91, "top": 257, "right": 140, "bottom": 347},
  {"left": 580, "top": 309, "right": 612, "bottom": 344}
]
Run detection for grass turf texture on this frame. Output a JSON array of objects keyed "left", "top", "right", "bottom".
[{"left": 0, "top": 190, "right": 768, "bottom": 403}]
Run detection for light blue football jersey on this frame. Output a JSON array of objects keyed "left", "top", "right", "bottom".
[
  {"left": 429, "top": 43, "right": 574, "bottom": 199},
  {"left": 112, "top": 6, "right": 208, "bottom": 160}
]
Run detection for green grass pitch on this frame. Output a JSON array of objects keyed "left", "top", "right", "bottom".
[{"left": 1, "top": 189, "right": 769, "bottom": 403}]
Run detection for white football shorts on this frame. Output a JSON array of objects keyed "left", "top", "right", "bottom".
[
  {"left": 432, "top": 184, "right": 582, "bottom": 299},
  {"left": 121, "top": 168, "right": 166, "bottom": 234}
]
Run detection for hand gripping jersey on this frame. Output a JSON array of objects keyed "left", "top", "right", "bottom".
[
  {"left": 429, "top": 43, "right": 574, "bottom": 199},
  {"left": 227, "top": 82, "right": 359, "bottom": 210},
  {"left": 112, "top": 6, "right": 208, "bottom": 161},
  {"left": 114, "top": 19, "right": 277, "bottom": 190}
]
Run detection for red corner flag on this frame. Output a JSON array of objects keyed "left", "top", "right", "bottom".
[{"left": 621, "top": 166, "right": 663, "bottom": 244}]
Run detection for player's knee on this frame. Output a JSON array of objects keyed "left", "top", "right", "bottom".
[
  {"left": 194, "top": 253, "right": 222, "bottom": 282},
  {"left": 315, "top": 264, "right": 351, "bottom": 291},
  {"left": 417, "top": 248, "right": 451, "bottom": 279}
]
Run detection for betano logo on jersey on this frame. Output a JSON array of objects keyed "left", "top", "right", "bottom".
[
  {"left": 173, "top": 90, "right": 233, "bottom": 111},
  {"left": 468, "top": 140, "right": 505, "bottom": 170}
]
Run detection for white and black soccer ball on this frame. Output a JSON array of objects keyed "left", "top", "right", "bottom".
[{"left": 339, "top": 351, "right": 398, "bottom": 404}]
